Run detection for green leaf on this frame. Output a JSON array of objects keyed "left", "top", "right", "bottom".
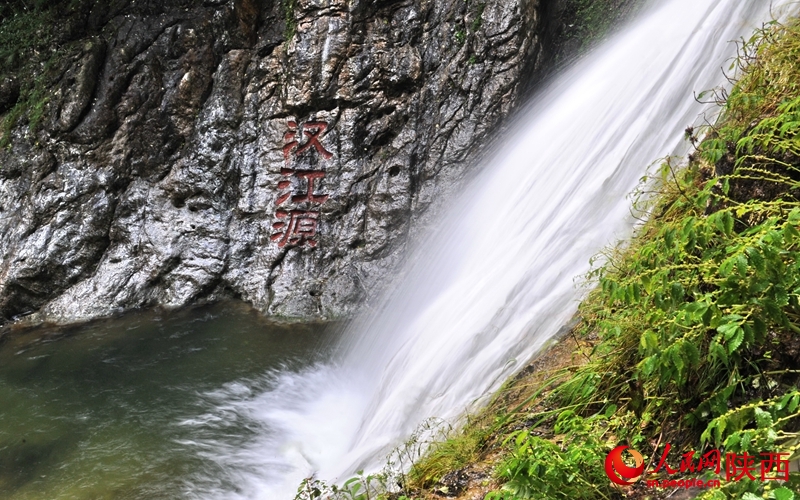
[
  {"left": 664, "top": 229, "right": 675, "bottom": 248},
  {"left": 641, "top": 355, "right": 658, "bottom": 376},
  {"left": 683, "top": 341, "right": 700, "bottom": 367},
  {"left": 719, "top": 257, "right": 735, "bottom": 277},
  {"left": 718, "top": 322, "right": 741, "bottom": 340},
  {"left": 709, "top": 341, "right": 729, "bottom": 365},
  {"left": 684, "top": 302, "right": 709, "bottom": 322},
  {"left": 784, "top": 223, "right": 800, "bottom": 244},
  {"left": 777, "top": 392, "right": 794, "bottom": 411},
  {"left": 763, "top": 298, "right": 782, "bottom": 319},
  {"left": 670, "top": 347, "right": 685, "bottom": 374},
  {"left": 753, "top": 317, "right": 767, "bottom": 339},
  {"left": 727, "top": 327, "right": 745, "bottom": 354},
  {"left": 724, "top": 432, "right": 740, "bottom": 450},
  {"left": 723, "top": 211, "right": 735, "bottom": 235},
  {"left": 754, "top": 407, "right": 773, "bottom": 429},
  {"left": 654, "top": 290, "right": 665, "bottom": 309},
  {"left": 789, "top": 394, "right": 800, "bottom": 413},
  {"left": 739, "top": 430, "right": 752, "bottom": 450},
  {"left": 746, "top": 247, "right": 765, "bottom": 271},
  {"left": 775, "top": 286, "right": 790, "bottom": 306},
  {"left": 736, "top": 254, "right": 748, "bottom": 277},
  {"left": 641, "top": 331, "right": 659, "bottom": 351},
  {"left": 773, "top": 486, "right": 795, "bottom": 500},
  {"left": 701, "top": 422, "right": 714, "bottom": 444},
  {"left": 671, "top": 282, "right": 684, "bottom": 302},
  {"left": 714, "top": 418, "right": 727, "bottom": 444}
]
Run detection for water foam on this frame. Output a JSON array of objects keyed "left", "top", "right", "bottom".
[{"left": 185, "top": 1, "right": 799, "bottom": 497}]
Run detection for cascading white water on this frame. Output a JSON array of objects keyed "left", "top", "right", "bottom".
[{"left": 184, "top": 0, "right": 799, "bottom": 498}]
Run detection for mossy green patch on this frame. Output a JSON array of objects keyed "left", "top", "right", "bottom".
[
  {"left": 0, "top": 1, "right": 65, "bottom": 147},
  {"left": 0, "top": 51, "right": 63, "bottom": 148},
  {"left": 282, "top": 0, "right": 298, "bottom": 42}
]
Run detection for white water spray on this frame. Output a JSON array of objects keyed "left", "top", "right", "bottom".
[{"left": 185, "top": 0, "right": 799, "bottom": 498}]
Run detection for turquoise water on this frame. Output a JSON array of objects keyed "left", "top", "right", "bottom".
[{"left": 0, "top": 302, "right": 337, "bottom": 499}]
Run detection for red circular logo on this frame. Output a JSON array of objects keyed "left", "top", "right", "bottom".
[{"left": 605, "top": 445, "right": 645, "bottom": 485}]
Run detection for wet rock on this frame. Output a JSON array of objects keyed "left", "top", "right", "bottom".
[
  {"left": 0, "top": 0, "right": 547, "bottom": 325},
  {"left": 434, "top": 469, "right": 472, "bottom": 497},
  {"left": 56, "top": 39, "right": 106, "bottom": 132},
  {"left": 0, "top": 76, "right": 19, "bottom": 115}
]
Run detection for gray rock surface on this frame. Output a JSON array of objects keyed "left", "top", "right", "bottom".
[{"left": 0, "top": 0, "right": 546, "bottom": 325}]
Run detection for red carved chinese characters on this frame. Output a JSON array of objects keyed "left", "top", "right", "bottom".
[
  {"left": 283, "top": 121, "right": 333, "bottom": 160},
  {"left": 272, "top": 119, "right": 333, "bottom": 248},
  {"left": 275, "top": 168, "right": 330, "bottom": 206},
  {"left": 271, "top": 210, "right": 320, "bottom": 248}
]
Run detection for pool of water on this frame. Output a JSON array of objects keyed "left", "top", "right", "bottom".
[{"left": 0, "top": 302, "right": 338, "bottom": 500}]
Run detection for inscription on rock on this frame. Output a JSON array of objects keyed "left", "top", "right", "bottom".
[{"left": 271, "top": 119, "right": 333, "bottom": 248}]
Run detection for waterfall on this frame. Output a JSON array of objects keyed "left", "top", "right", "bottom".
[{"left": 185, "top": 0, "right": 798, "bottom": 498}]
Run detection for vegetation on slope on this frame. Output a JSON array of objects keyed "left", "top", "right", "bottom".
[
  {"left": 0, "top": 0, "right": 95, "bottom": 146},
  {"left": 447, "top": 17, "right": 800, "bottom": 500},
  {"left": 295, "top": 16, "right": 800, "bottom": 500}
]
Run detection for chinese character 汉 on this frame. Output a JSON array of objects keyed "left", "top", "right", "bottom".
[
  {"left": 270, "top": 210, "right": 320, "bottom": 248},
  {"left": 283, "top": 120, "right": 333, "bottom": 160},
  {"left": 275, "top": 168, "right": 329, "bottom": 206},
  {"left": 726, "top": 452, "right": 758, "bottom": 481}
]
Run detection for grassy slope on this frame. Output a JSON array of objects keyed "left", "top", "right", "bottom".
[{"left": 394, "top": 16, "right": 800, "bottom": 500}]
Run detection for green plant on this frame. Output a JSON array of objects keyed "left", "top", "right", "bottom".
[
  {"left": 700, "top": 484, "right": 796, "bottom": 500},
  {"left": 295, "top": 418, "right": 453, "bottom": 500},
  {"left": 471, "top": 2, "right": 485, "bottom": 32},
  {"left": 0, "top": 50, "right": 60, "bottom": 148},
  {"left": 454, "top": 29, "right": 466, "bottom": 46},
  {"left": 482, "top": 17, "right": 800, "bottom": 500},
  {"left": 294, "top": 471, "right": 396, "bottom": 500},
  {"left": 487, "top": 410, "right": 615, "bottom": 500},
  {"left": 0, "top": 1, "right": 75, "bottom": 147},
  {"left": 301, "top": 15, "right": 800, "bottom": 500},
  {"left": 283, "top": 0, "right": 298, "bottom": 42}
]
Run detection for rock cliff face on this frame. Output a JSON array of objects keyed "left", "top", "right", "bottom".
[{"left": 0, "top": 0, "right": 546, "bottom": 325}]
